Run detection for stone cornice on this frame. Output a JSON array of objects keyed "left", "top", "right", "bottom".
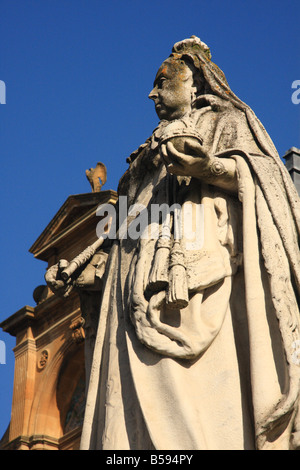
[{"left": 0, "top": 306, "right": 35, "bottom": 338}]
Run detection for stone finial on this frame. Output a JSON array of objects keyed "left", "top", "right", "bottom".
[
  {"left": 33, "top": 285, "right": 51, "bottom": 304},
  {"left": 86, "top": 162, "right": 107, "bottom": 192},
  {"left": 284, "top": 147, "right": 300, "bottom": 195}
]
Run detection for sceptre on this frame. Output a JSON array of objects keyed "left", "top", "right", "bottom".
[{"left": 60, "top": 220, "right": 112, "bottom": 281}]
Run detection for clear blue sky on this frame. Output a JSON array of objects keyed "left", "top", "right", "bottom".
[{"left": 0, "top": 0, "right": 299, "bottom": 439}]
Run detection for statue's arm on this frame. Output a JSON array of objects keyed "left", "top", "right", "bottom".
[
  {"left": 45, "top": 250, "right": 109, "bottom": 298},
  {"left": 160, "top": 139, "right": 238, "bottom": 193},
  {"left": 76, "top": 251, "right": 108, "bottom": 290}
]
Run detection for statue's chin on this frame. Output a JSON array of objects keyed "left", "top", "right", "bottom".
[
  {"left": 155, "top": 106, "right": 166, "bottom": 120},
  {"left": 155, "top": 102, "right": 190, "bottom": 121},
  {"left": 155, "top": 104, "right": 173, "bottom": 121}
]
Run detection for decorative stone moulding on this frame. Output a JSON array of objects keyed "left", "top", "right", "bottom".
[
  {"left": 70, "top": 317, "right": 85, "bottom": 344},
  {"left": 37, "top": 349, "right": 49, "bottom": 370}
]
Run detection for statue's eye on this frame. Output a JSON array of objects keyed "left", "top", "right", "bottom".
[{"left": 158, "top": 77, "right": 166, "bottom": 87}]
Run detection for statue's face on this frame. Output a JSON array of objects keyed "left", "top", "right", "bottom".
[{"left": 149, "top": 58, "right": 196, "bottom": 121}]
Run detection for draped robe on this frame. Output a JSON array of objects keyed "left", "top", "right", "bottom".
[{"left": 80, "top": 94, "right": 300, "bottom": 450}]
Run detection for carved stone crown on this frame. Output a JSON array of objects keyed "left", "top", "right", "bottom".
[
  {"left": 172, "top": 36, "right": 212, "bottom": 61},
  {"left": 172, "top": 35, "right": 229, "bottom": 89}
]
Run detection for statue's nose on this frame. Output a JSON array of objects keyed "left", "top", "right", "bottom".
[{"left": 148, "top": 88, "right": 157, "bottom": 100}]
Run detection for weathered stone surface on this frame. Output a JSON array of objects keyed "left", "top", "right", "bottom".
[{"left": 46, "top": 36, "right": 300, "bottom": 450}]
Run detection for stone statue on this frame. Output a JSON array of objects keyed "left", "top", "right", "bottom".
[
  {"left": 45, "top": 36, "right": 300, "bottom": 450},
  {"left": 86, "top": 162, "right": 107, "bottom": 193}
]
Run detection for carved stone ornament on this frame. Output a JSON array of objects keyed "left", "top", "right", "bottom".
[
  {"left": 209, "top": 158, "right": 228, "bottom": 176},
  {"left": 70, "top": 317, "right": 85, "bottom": 344},
  {"left": 86, "top": 162, "right": 107, "bottom": 192},
  {"left": 37, "top": 350, "right": 49, "bottom": 370}
]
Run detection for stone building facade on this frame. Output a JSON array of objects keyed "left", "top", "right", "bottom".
[{"left": 0, "top": 185, "right": 117, "bottom": 450}]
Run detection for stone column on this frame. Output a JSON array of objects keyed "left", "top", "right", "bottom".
[{"left": 5, "top": 306, "right": 36, "bottom": 448}]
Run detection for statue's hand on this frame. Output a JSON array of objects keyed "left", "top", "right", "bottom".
[
  {"left": 160, "top": 139, "right": 237, "bottom": 192},
  {"left": 160, "top": 139, "right": 210, "bottom": 178},
  {"left": 45, "top": 252, "right": 107, "bottom": 297},
  {"left": 45, "top": 260, "right": 75, "bottom": 298}
]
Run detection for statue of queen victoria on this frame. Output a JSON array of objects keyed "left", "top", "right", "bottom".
[{"left": 46, "top": 36, "right": 300, "bottom": 450}]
